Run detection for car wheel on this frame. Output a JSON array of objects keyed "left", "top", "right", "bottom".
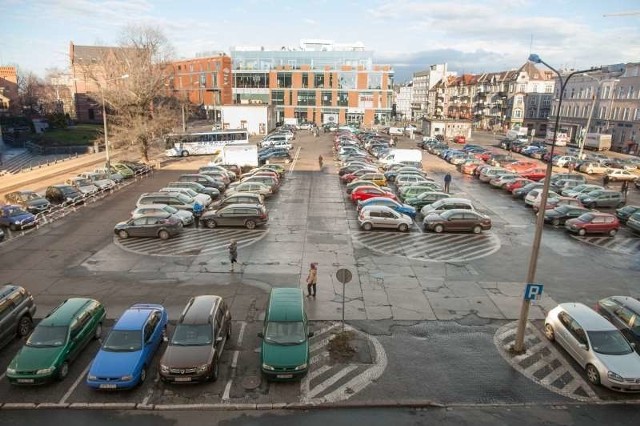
[
  {"left": 544, "top": 324, "right": 555, "bottom": 341},
  {"left": 118, "top": 230, "right": 129, "bottom": 239},
  {"left": 211, "top": 359, "right": 220, "bottom": 382},
  {"left": 245, "top": 220, "right": 256, "bottom": 229},
  {"left": 586, "top": 364, "right": 600, "bottom": 385},
  {"left": 362, "top": 222, "right": 373, "bottom": 231},
  {"left": 94, "top": 323, "right": 102, "bottom": 340},
  {"left": 158, "top": 230, "right": 170, "bottom": 240},
  {"left": 17, "top": 316, "right": 33, "bottom": 337},
  {"left": 139, "top": 366, "right": 147, "bottom": 385},
  {"left": 578, "top": 228, "right": 587, "bottom": 236},
  {"left": 552, "top": 218, "right": 560, "bottom": 227},
  {"left": 397, "top": 223, "right": 409, "bottom": 232},
  {"left": 58, "top": 362, "right": 69, "bottom": 381},
  {"left": 472, "top": 225, "right": 482, "bottom": 234},
  {"left": 9, "top": 223, "right": 18, "bottom": 231},
  {"left": 434, "top": 224, "right": 444, "bottom": 233},
  {"left": 181, "top": 151, "right": 189, "bottom": 157},
  {"left": 205, "top": 219, "right": 217, "bottom": 229},
  {"left": 608, "top": 228, "right": 618, "bottom": 237}
]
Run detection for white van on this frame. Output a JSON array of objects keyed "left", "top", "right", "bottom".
[
  {"left": 389, "top": 127, "right": 405, "bottom": 136},
  {"left": 506, "top": 128, "right": 528, "bottom": 141},
  {"left": 379, "top": 149, "right": 423, "bottom": 166}
]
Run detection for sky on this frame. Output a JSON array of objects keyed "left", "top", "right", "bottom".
[{"left": 1, "top": 0, "right": 640, "bottom": 82}]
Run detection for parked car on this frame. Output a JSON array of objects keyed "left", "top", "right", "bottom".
[
  {"left": 403, "top": 191, "right": 451, "bottom": 211},
  {"left": 201, "top": 204, "right": 269, "bottom": 229},
  {"left": 131, "top": 204, "right": 194, "bottom": 226},
  {"left": 225, "top": 182, "right": 273, "bottom": 199},
  {"left": 512, "top": 182, "right": 544, "bottom": 199},
  {"left": 577, "top": 190, "right": 625, "bottom": 209},
  {"left": 159, "top": 295, "right": 232, "bottom": 383},
  {"left": 544, "top": 303, "right": 640, "bottom": 391},
  {"left": 4, "top": 190, "right": 51, "bottom": 214},
  {"left": 420, "top": 197, "right": 476, "bottom": 216},
  {"left": 136, "top": 192, "right": 196, "bottom": 211},
  {"left": 479, "top": 167, "right": 510, "bottom": 183},
  {"left": 615, "top": 205, "right": 640, "bottom": 223},
  {"left": 489, "top": 174, "right": 521, "bottom": 189},
  {"left": 0, "top": 284, "right": 36, "bottom": 349},
  {"left": 178, "top": 174, "right": 226, "bottom": 193},
  {"left": 565, "top": 212, "right": 620, "bottom": 236},
  {"left": 423, "top": 209, "right": 491, "bottom": 234},
  {"left": 504, "top": 178, "right": 533, "bottom": 193},
  {"left": 356, "top": 197, "right": 417, "bottom": 219},
  {"left": 525, "top": 188, "right": 560, "bottom": 208},
  {"left": 358, "top": 205, "right": 412, "bottom": 232},
  {"left": 0, "top": 205, "right": 38, "bottom": 231},
  {"left": 351, "top": 186, "right": 397, "bottom": 203},
  {"left": 539, "top": 196, "right": 584, "bottom": 212},
  {"left": 606, "top": 169, "right": 638, "bottom": 182},
  {"left": 214, "top": 193, "right": 265, "bottom": 210},
  {"left": 543, "top": 205, "right": 591, "bottom": 226},
  {"left": 78, "top": 172, "right": 116, "bottom": 190},
  {"left": 45, "top": 184, "right": 84, "bottom": 205},
  {"left": 551, "top": 179, "right": 586, "bottom": 193},
  {"left": 398, "top": 183, "right": 443, "bottom": 201},
  {"left": 93, "top": 167, "right": 124, "bottom": 183},
  {"left": 626, "top": 212, "right": 640, "bottom": 235},
  {"left": 596, "top": 296, "right": 640, "bottom": 353},
  {"left": 562, "top": 184, "right": 604, "bottom": 198},
  {"left": 519, "top": 168, "right": 547, "bottom": 181},
  {"left": 553, "top": 156, "right": 578, "bottom": 168},
  {"left": 395, "top": 174, "right": 432, "bottom": 189},
  {"left": 65, "top": 177, "right": 99, "bottom": 196},
  {"left": 578, "top": 161, "right": 609, "bottom": 175},
  {"left": 166, "top": 181, "right": 220, "bottom": 199},
  {"left": 158, "top": 187, "right": 211, "bottom": 207},
  {"left": 86, "top": 304, "right": 168, "bottom": 390},
  {"left": 6, "top": 298, "right": 105, "bottom": 384},
  {"left": 114, "top": 213, "right": 184, "bottom": 240}
]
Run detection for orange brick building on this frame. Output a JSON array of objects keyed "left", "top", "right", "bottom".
[{"left": 0, "top": 66, "right": 19, "bottom": 114}]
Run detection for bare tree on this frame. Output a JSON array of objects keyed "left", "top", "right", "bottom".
[
  {"left": 86, "top": 25, "right": 178, "bottom": 162},
  {"left": 16, "top": 69, "right": 44, "bottom": 116}
]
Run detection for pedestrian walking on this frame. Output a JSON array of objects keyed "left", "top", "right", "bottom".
[
  {"left": 318, "top": 155, "right": 323, "bottom": 169},
  {"left": 568, "top": 161, "right": 574, "bottom": 174},
  {"left": 444, "top": 172, "right": 452, "bottom": 193},
  {"left": 306, "top": 263, "right": 318, "bottom": 298},
  {"left": 192, "top": 201, "right": 203, "bottom": 228},
  {"left": 228, "top": 240, "right": 238, "bottom": 272},
  {"left": 603, "top": 174, "right": 610, "bottom": 188},
  {"left": 621, "top": 180, "right": 629, "bottom": 198}
]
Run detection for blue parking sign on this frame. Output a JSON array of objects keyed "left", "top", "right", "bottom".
[{"left": 524, "top": 283, "right": 544, "bottom": 300}]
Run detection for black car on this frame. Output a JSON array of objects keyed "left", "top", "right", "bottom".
[
  {"left": 512, "top": 182, "right": 544, "bottom": 199},
  {"left": 201, "top": 204, "right": 269, "bottom": 229},
  {"left": 45, "top": 184, "right": 84, "bottom": 205},
  {"left": 615, "top": 205, "right": 640, "bottom": 223},
  {"left": 114, "top": 213, "right": 183, "bottom": 240},
  {"left": 4, "top": 190, "right": 51, "bottom": 214},
  {"left": 596, "top": 296, "right": 640, "bottom": 352},
  {"left": 543, "top": 205, "right": 591, "bottom": 226},
  {"left": 258, "top": 149, "right": 291, "bottom": 165},
  {"left": 0, "top": 284, "right": 37, "bottom": 349},
  {"left": 178, "top": 174, "right": 226, "bottom": 193}
]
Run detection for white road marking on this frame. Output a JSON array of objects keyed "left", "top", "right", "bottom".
[
  {"left": 288, "top": 147, "right": 302, "bottom": 175},
  {"left": 222, "top": 321, "right": 246, "bottom": 402},
  {"left": 59, "top": 362, "right": 92, "bottom": 404},
  {"left": 230, "top": 351, "right": 240, "bottom": 369},
  {"left": 307, "top": 365, "right": 358, "bottom": 399},
  {"left": 141, "top": 374, "right": 159, "bottom": 406},
  {"left": 0, "top": 372, "right": 5, "bottom": 382}
]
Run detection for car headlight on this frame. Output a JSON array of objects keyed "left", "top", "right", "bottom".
[
  {"left": 197, "top": 364, "right": 209, "bottom": 373},
  {"left": 294, "top": 363, "right": 308, "bottom": 371},
  {"left": 262, "top": 363, "right": 275, "bottom": 371},
  {"left": 160, "top": 365, "right": 169, "bottom": 373},
  {"left": 88, "top": 375, "right": 97, "bottom": 380},
  {"left": 6, "top": 368, "right": 15, "bottom": 374},
  {"left": 121, "top": 375, "right": 133, "bottom": 381},
  {"left": 607, "top": 371, "right": 624, "bottom": 382},
  {"left": 37, "top": 367, "right": 55, "bottom": 375}
]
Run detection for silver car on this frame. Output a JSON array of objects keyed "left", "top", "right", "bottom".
[
  {"left": 358, "top": 205, "right": 412, "bottom": 232},
  {"left": 131, "top": 204, "right": 194, "bottom": 226},
  {"left": 545, "top": 303, "right": 640, "bottom": 392}
]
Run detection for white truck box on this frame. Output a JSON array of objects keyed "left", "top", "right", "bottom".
[
  {"left": 506, "top": 128, "right": 528, "bottom": 140},
  {"left": 211, "top": 144, "right": 258, "bottom": 168},
  {"left": 379, "top": 149, "right": 423, "bottom": 165},
  {"left": 583, "top": 133, "right": 612, "bottom": 151}
]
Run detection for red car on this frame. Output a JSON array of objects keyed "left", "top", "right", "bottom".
[
  {"left": 504, "top": 178, "right": 533, "bottom": 192},
  {"left": 461, "top": 161, "right": 484, "bottom": 175},
  {"left": 519, "top": 167, "right": 547, "bottom": 181},
  {"left": 565, "top": 212, "right": 620, "bottom": 237},
  {"left": 453, "top": 135, "right": 466, "bottom": 144},
  {"left": 340, "top": 168, "right": 376, "bottom": 183},
  {"left": 476, "top": 151, "right": 494, "bottom": 162},
  {"left": 506, "top": 161, "right": 539, "bottom": 173},
  {"left": 351, "top": 186, "right": 397, "bottom": 203}
]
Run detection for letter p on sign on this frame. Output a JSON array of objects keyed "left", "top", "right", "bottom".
[{"left": 524, "top": 283, "right": 544, "bottom": 301}]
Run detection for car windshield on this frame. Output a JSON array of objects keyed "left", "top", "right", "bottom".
[
  {"left": 554, "top": 205, "right": 571, "bottom": 214},
  {"left": 102, "top": 330, "right": 142, "bottom": 352},
  {"left": 5, "top": 207, "right": 28, "bottom": 217},
  {"left": 176, "top": 193, "right": 193, "bottom": 203},
  {"left": 76, "top": 178, "right": 92, "bottom": 186},
  {"left": 264, "top": 321, "right": 306, "bottom": 345},
  {"left": 170, "top": 324, "right": 213, "bottom": 346},
  {"left": 588, "top": 330, "right": 633, "bottom": 355},
  {"left": 163, "top": 205, "right": 179, "bottom": 214},
  {"left": 26, "top": 325, "right": 68, "bottom": 347},
  {"left": 587, "top": 191, "right": 603, "bottom": 197},
  {"left": 25, "top": 192, "right": 43, "bottom": 201},
  {"left": 577, "top": 213, "right": 595, "bottom": 222}
]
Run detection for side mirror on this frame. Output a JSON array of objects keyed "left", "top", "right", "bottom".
[
  {"left": 257, "top": 332, "right": 264, "bottom": 338},
  {"left": 162, "top": 336, "right": 168, "bottom": 343},
  {"left": 631, "top": 343, "right": 636, "bottom": 349},
  {"left": 216, "top": 336, "right": 223, "bottom": 343},
  {"left": 308, "top": 331, "right": 315, "bottom": 338},
  {"left": 579, "top": 343, "right": 588, "bottom": 351}
]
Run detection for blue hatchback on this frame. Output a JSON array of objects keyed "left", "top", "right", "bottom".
[
  {"left": 87, "top": 304, "right": 168, "bottom": 390},
  {"left": 0, "top": 205, "right": 38, "bottom": 231},
  {"left": 357, "top": 197, "right": 417, "bottom": 219}
]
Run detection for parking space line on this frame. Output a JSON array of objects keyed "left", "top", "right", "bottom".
[
  {"left": 59, "top": 362, "right": 91, "bottom": 404},
  {"left": 0, "top": 372, "right": 5, "bottom": 382},
  {"left": 236, "top": 321, "right": 246, "bottom": 347},
  {"left": 307, "top": 364, "right": 332, "bottom": 382},
  {"left": 222, "top": 321, "right": 246, "bottom": 402},
  {"left": 141, "top": 375, "right": 159, "bottom": 406},
  {"left": 307, "top": 365, "right": 358, "bottom": 399}
]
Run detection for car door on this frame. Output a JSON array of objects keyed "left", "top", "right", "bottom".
[
  {"left": 144, "top": 311, "right": 163, "bottom": 362},
  {"left": 0, "top": 297, "right": 17, "bottom": 347},
  {"left": 612, "top": 306, "right": 636, "bottom": 343},
  {"left": 590, "top": 216, "right": 605, "bottom": 233},
  {"left": 214, "top": 307, "right": 226, "bottom": 353},
  {"left": 127, "top": 217, "right": 149, "bottom": 237},
  {"left": 381, "top": 209, "right": 398, "bottom": 228},
  {"left": 446, "top": 211, "right": 467, "bottom": 231},
  {"left": 68, "top": 311, "right": 93, "bottom": 362},
  {"left": 215, "top": 207, "right": 233, "bottom": 226}
]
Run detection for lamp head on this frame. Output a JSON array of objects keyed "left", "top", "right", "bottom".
[{"left": 528, "top": 54, "right": 542, "bottom": 64}]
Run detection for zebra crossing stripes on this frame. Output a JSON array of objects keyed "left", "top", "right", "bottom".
[
  {"left": 571, "top": 236, "right": 640, "bottom": 255},
  {"left": 114, "top": 228, "right": 268, "bottom": 256},
  {"left": 300, "top": 322, "right": 387, "bottom": 404},
  {"left": 352, "top": 231, "right": 502, "bottom": 262}
]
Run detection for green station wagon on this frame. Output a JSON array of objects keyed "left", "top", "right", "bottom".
[
  {"left": 6, "top": 298, "right": 105, "bottom": 385},
  {"left": 258, "top": 288, "right": 313, "bottom": 381}
]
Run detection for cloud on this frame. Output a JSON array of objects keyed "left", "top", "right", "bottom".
[{"left": 304, "top": 18, "right": 317, "bottom": 25}]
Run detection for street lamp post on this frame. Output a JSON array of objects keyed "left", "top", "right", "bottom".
[
  {"left": 100, "top": 74, "right": 129, "bottom": 170},
  {"left": 512, "top": 54, "right": 603, "bottom": 353}
]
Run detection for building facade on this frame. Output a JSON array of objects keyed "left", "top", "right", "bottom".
[
  {"left": 551, "top": 62, "right": 639, "bottom": 153},
  {"left": 412, "top": 63, "right": 455, "bottom": 119},
  {"left": 0, "top": 66, "right": 19, "bottom": 115},
  {"left": 395, "top": 83, "right": 413, "bottom": 122},
  {"left": 230, "top": 40, "right": 394, "bottom": 127}
]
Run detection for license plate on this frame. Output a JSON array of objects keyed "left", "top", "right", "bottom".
[
  {"left": 174, "top": 377, "right": 191, "bottom": 382},
  {"left": 276, "top": 374, "right": 293, "bottom": 379},
  {"left": 99, "top": 384, "right": 117, "bottom": 389},
  {"left": 17, "top": 379, "right": 34, "bottom": 383}
]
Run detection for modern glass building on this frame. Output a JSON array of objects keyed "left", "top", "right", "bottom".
[{"left": 230, "top": 40, "right": 394, "bottom": 127}]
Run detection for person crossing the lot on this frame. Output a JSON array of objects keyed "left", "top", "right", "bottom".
[
  {"left": 444, "top": 172, "right": 452, "bottom": 193},
  {"left": 228, "top": 239, "right": 238, "bottom": 272},
  {"left": 306, "top": 263, "right": 318, "bottom": 298},
  {"left": 192, "top": 201, "right": 203, "bottom": 228}
]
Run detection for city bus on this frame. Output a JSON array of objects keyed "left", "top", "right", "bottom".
[{"left": 164, "top": 129, "right": 249, "bottom": 157}]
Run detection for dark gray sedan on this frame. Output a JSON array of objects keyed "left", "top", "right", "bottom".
[
  {"left": 201, "top": 204, "right": 268, "bottom": 229},
  {"left": 114, "top": 213, "right": 183, "bottom": 240}
]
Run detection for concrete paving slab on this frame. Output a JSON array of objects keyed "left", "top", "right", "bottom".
[
  {"left": 445, "top": 281, "right": 488, "bottom": 298},
  {"left": 466, "top": 296, "right": 504, "bottom": 319},
  {"left": 426, "top": 295, "right": 474, "bottom": 320},
  {"left": 388, "top": 288, "right": 436, "bottom": 320}
]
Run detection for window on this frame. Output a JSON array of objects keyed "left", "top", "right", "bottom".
[
  {"left": 277, "top": 73, "right": 292, "bottom": 88},
  {"left": 88, "top": 109, "right": 95, "bottom": 120},
  {"left": 339, "top": 72, "right": 356, "bottom": 89},
  {"left": 302, "top": 73, "right": 309, "bottom": 88},
  {"left": 271, "top": 90, "right": 284, "bottom": 106},
  {"left": 368, "top": 73, "right": 382, "bottom": 89},
  {"left": 314, "top": 73, "right": 324, "bottom": 88},
  {"left": 297, "top": 90, "right": 316, "bottom": 106},
  {"left": 545, "top": 85, "right": 553, "bottom": 93},
  {"left": 321, "top": 91, "right": 332, "bottom": 106},
  {"left": 337, "top": 92, "right": 348, "bottom": 107},
  {"left": 600, "top": 106, "right": 606, "bottom": 119}
]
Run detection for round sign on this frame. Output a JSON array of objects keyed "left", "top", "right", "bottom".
[{"left": 336, "top": 268, "right": 352, "bottom": 284}]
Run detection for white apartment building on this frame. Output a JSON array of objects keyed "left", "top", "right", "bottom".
[{"left": 396, "top": 82, "right": 413, "bottom": 121}]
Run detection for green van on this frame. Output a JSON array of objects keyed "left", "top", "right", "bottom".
[{"left": 258, "top": 288, "right": 313, "bottom": 380}]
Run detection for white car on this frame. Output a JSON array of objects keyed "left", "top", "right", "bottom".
[
  {"left": 78, "top": 172, "right": 116, "bottom": 190},
  {"left": 159, "top": 187, "right": 211, "bottom": 207},
  {"left": 553, "top": 156, "right": 577, "bottom": 168},
  {"left": 65, "top": 177, "right": 99, "bottom": 195},
  {"left": 525, "top": 188, "right": 560, "bottom": 208},
  {"left": 131, "top": 204, "right": 194, "bottom": 226},
  {"left": 606, "top": 169, "right": 638, "bottom": 182}
]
